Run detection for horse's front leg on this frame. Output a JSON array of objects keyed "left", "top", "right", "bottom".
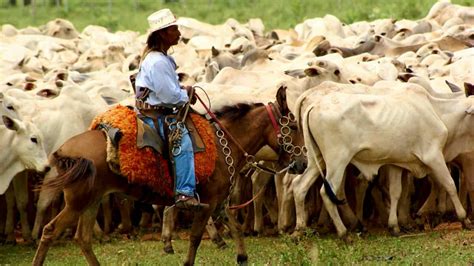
[
  {"left": 225, "top": 208, "right": 248, "bottom": 265},
  {"left": 184, "top": 205, "right": 215, "bottom": 266},
  {"left": 161, "top": 206, "right": 177, "bottom": 254}
]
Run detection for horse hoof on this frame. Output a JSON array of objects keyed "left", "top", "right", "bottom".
[
  {"left": 163, "top": 245, "right": 174, "bottom": 254},
  {"left": 237, "top": 254, "right": 248, "bottom": 266},
  {"left": 463, "top": 219, "right": 474, "bottom": 230}
]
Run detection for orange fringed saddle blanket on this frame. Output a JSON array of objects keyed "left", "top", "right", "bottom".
[{"left": 89, "top": 105, "right": 217, "bottom": 197}]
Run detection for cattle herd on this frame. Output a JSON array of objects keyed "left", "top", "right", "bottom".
[{"left": 1, "top": 0, "right": 474, "bottom": 260}]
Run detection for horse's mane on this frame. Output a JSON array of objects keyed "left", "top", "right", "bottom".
[{"left": 214, "top": 103, "right": 264, "bottom": 121}]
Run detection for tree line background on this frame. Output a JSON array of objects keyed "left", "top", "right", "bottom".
[{"left": 0, "top": 0, "right": 472, "bottom": 37}]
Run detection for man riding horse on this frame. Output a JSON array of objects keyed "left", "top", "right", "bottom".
[{"left": 134, "top": 8, "right": 207, "bottom": 210}]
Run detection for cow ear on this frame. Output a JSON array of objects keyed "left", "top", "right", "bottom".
[
  {"left": 211, "top": 46, "right": 219, "bottom": 57},
  {"left": 24, "top": 82, "right": 36, "bottom": 91},
  {"left": 2, "top": 115, "right": 19, "bottom": 131},
  {"left": 36, "top": 89, "right": 58, "bottom": 98},
  {"left": 276, "top": 85, "right": 289, "bottom": 115},
  {"left": 284, "top": 69, "right": 306, "bottom": 78},
  {"left": 445, "top": 80, "right": 462, "bottom": 93},
  {"left": 465, "top": 83, "right": 474, "bottom": 97}
]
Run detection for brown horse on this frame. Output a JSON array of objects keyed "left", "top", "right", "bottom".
[{"left": 32, "top": 87, "right": 306, "bottom": 266}]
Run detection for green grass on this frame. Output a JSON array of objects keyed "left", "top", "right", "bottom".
[
  {"left": 1, "top": 229, "right": 473, "bottom": 265},
  {"left": 0, "top": 0, "right": 472, "bottom": 34}
]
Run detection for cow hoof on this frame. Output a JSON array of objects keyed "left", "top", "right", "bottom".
[
  {"left": 389, "top": 227, "right": 401, "bottom": 237},
  {"left": 341, "top": 234, "right": 353, "bottom": 244},
  {"left": 213, "top": 239, "right": 227, "bottom": 249},
  {"left": 462, "top": 219, "right": 474, "bottom": 230},
  {"left": 355, "top": 221, "right": 368, "bottom": 234},
  {"left": 163, "top": 245, "right": 174, "bottom": 254},
  {"left": 400, "top": 224, "right": 416, "bottom": 233},
  {"left": 290, "top": 230, "right": 303, "bottom": 240},
  {"left": 4, "top": 238, "right": 16, "bottom": 245}
]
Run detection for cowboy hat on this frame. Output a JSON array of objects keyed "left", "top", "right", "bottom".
[{"left": 147, "top": 8, "right": 177, "bottom": 33}]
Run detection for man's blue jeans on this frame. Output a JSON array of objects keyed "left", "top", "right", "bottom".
[{"left": 142, "top": 116, "right": 196, "bottom": 197}]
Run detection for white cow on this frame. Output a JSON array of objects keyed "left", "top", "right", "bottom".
[{"left": 294, "top": 81, "right": 474, "bottom": 238}]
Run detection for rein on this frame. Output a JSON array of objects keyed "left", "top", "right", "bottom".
[{"left": 193, "top": 86, "right": 304, "bottom": 211}]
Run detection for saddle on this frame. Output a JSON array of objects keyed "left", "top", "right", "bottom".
[{"left": 89, "top": 105, "right": 217, "bottom": 197}]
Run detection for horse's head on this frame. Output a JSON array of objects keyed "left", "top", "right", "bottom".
[{"left": 264, "top": 86, "right": 307, "bottom": 174}]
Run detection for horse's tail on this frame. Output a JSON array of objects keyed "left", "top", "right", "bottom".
[{"left": 41, "top": 151, "right": 96, "bottom": 194}]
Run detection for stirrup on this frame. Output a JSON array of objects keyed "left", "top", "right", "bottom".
[{"left": 175, "top": 194, "right": 209, "bottom": 211}]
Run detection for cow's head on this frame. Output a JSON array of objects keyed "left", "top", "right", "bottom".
[{"left": 2, "top": 115, "right": 50, "bottom": 173}]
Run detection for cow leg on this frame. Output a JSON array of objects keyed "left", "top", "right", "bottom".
[
  {"left": 0, "top": 195, "right": 6, "bottom": 243},
  {"left": 386, "top": 166, "right": 403, "bottom": 236},
  {"left": 115, "top": 194, "right": 133, "bottom": 234},
  {"left": 278, "top": 172, "right": 295, "bottom": 233},
  {"left": 32, "top": 168, "right": 59, "bottom": 240},
  {"left": 428, "top": 159, "right": 471, "bottom": 229},
  {"left": 317, "top": 205, "right": 332, "bottom": 233},
  {"left": 469, "top": 192, "right": 474, "bottom": 220},
  {"left": 338, "top": 171, "right": 360, "bottom": 231},
  {"left": 4, "top": 183, "right": 16, "bottom": 244},
  {"left": 263, "top": 185, "right": 279, "bottom": 234},
  {"left": 206, "top": 217, "right": 227, "bottom": 249},
  {"left": 398, "top": 173, "right": 415, "bottom": 231},
  {"left": 32, "top": 206, "right": 82, "bottom": 266},
  {"left": 292, "top": 166, "right": 320, "bottom": 234},
  {"left": 100, "top": 194, "right": 113, "bottom": 234},
  {"left": 184, "top": 205, "right": 217, "bottom": 266},
  {"left": 74, "top": 201, "right": 101, "bottom": 266},
  {"left": 417, "top": 177, "right": 438, "bottom": 218},
  {"left": 161, "top": 206, "right": 177, "bottom": 254},
  {"left": 354, "top": 174, "right": 369, "bottom": 223},
  {"left": 252, "top": 170, "right": 272, "bottom": 235},
  {"left": 13, "top": 171, "right": 31, "bottom": 242},
  {"left": 320, "top": 157, "right": 351, "bottom": 238}
]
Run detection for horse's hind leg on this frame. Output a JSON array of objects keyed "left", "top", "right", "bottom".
[
  {"left": 75, "top": 201, "right": 101, "bottom": 266},
  {"left": 32, "top": 206, "right": 81, "bottom": 266}
]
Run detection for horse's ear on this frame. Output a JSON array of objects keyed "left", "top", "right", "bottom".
[
  {"left": 276, "top": 85, "right": 289, "bottom": 115},
  {"left": 465, "top": 82, "right": 474, "bottom": 97}
]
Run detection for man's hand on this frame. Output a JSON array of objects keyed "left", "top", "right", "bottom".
[{"left": 182, "top": 85, "right": 197, "bottom": 105}]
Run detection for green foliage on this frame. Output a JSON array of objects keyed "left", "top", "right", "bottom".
[
  {"left": 1, "top": 230, "right": 473, "bottom": 265},
  {"left": 0, "top": 0, "right": 471, "bottom": 33}
]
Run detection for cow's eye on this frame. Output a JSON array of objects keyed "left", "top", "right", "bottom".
[
  {"left": 7, "top": 105, "right": 14, "bottom": 110},
  {"left": 31, "top": 137, "right": 38, "bottom": 144}
]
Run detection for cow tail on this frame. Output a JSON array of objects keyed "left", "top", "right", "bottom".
[
  {"left": 303, "top": 105, "right": 346, "bottom": 205},
  {"left": 41, "top": 152, "right": 96, "bottom": 194}
]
